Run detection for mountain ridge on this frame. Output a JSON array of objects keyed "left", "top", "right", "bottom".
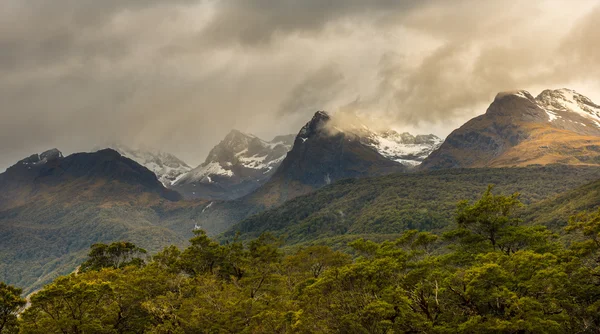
[
  {"left": 107, "top": 144, "right": 192, "bottom": 187},
  {"left": 171, "top": 130, "right": 295, "bottom": 200},
  {"left": 420, "top": 88, "right": 600, "bottom": 170}
]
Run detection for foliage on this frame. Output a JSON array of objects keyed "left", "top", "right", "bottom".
[
  {"left": 222, "top": 165, "right": 600, "bottom": 245},
  {"left": 79, "top": 241, "right": 148, "bottom": 273},
  {"left": 2, "top": 165, "right": 598, "bottom": 296},
  {"left": 14, "top": 184, "right": 600, "bottom": 333},
  {"left": 0, "top": 282, "right": 25, "bottom": 334}
]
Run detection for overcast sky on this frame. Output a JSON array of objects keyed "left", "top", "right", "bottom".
[{"left": 1, "top": 0, "right": 599, "bottom": 170}]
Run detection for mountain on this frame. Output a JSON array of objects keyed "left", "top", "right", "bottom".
[
  {"left": 421, "top": 89, "right": 600, "bottom": 169},
  {"left": 171, "top": 131, "right": 295, "bottom": 200},
  {"left": 220, "top": 165, "right": 600, "bottom": 246},
  {"left": 245, "top": 111, "right": 441, "bottom": 206},
  {"left": 0, "top": 148, "right": 182, "bottom": 209},
  {"left": 107, "top": 144, "right": 192, "bottom": 187},
  {"left": 361, "top": 131, "right": 442, "bottom": 167},
  {"left": 192, "top": 112, "right": 443, "bottom": 235},
  {"left": 0, "top": 148, "right": 202, "bottom": 294}
]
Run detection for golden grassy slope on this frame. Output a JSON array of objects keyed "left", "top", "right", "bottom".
[{"left": 487, "top": 124, "right": 600, "bottom": 167}]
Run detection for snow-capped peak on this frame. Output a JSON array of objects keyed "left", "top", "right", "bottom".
[
  {"left": 295, "top": 111, "right": 443, "bottom": 167},
  {"left": 105, "top": 144, "right": 191, "bottom": 187},
  {"left": 366, "top": 131, "right": 443, "bottom": 166},
  {"left": 536, "top": 89, "right": 600, "bottom": 127},
  {"left": 172, "top": 131, "right": 294, "bottom": 188}
]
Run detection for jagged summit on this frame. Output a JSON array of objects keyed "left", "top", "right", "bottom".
[
  {"left": 19, "top": 148, "right": 63, "bottom": 166},
  {"left": 297, "top": 111, "right": 331, "bottom": 140},
  {"left": 293, "top": 111, "right": 442, "bottom": 167},
  {"left": 171, "top": 131, "right": 294, "bottom": 200}
]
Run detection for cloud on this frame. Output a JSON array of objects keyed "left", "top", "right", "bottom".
[
  {"left": 198, "top": 0, "right": 427, "bottom": 46},
  {"left": 0, "top": 0, "right": 599, "bottom": 170}
]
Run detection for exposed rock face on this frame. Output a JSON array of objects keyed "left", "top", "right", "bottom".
[
  {"left": 171, "top": 130, "right": 294, "bottom": 200},
  {"left": 420, "top": 89, "right": 600, "bottom": 170}
]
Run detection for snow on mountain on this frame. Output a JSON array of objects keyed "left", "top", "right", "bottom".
[
  {"left": 107, "top": 144, "right": 192, "bottom": 187},
  {"left": 536, "top": 88, "right": 600, "bottom": 128},
  {"left": 420, "top": 88, "right": 600, "bottom": 170},
  {"left": 361, "top": 130, "right": 443, "bottom": 167},
  {"left": 175, "top": 130, "right": 293, "bottom": 185},
  {"left": 171, "top": 130, "right": 294, "bottom": 200},
  {"left": 317, "top": 113, "right": 443, "bottom": 167}
]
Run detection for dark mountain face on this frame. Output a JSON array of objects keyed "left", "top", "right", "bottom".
[
  {"left": 273, "top": 111, "right": 405, "bottom": 188},
  {"left": 0, "top": 148, "right": 197, "bottom": 294},
  {"left": 420, "top": 89, "right": 600, "bottom": 170},
  {"left": 193, "top": 111, "right": 439, "bottom": 235},
  {"left": 0, "top": 149, "right": 181, "bottom": 210},
  {"left": 224, "top": 111, "right": 408, "bottom": 209},
  {"left": 171, "top": 131, "right": 295, "bottom": 200}
]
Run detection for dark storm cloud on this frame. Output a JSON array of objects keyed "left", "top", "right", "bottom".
[{"left": 0, "top": 0, "right": 599, "bottom": 170}]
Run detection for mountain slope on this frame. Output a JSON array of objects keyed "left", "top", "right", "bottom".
[
  {"left": 421, "top": 89, "right": 600, "bottom": 170},
  {"left": 220, "top": 165, "right": 600, "bottom": 245},
  {"left": 171, "top": 131, "right": 294, "bottom": 200},
  {"left": 0, "top": 149, "right": 201, "bottom": 294},
  {"left": 525, "top": 177, "right": 600, "bottom": 230},
  {"left": 193, "top": 111, "right": 443, "bottom": 234},
  {"left": 108, "top": 144, "right": 192, "bottom": 187},
  {"left": 246, "top": 111, "right": 409, "bottom": 206}
]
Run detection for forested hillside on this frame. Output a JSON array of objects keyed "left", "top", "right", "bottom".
[
  {"left": 0, "top": 149, "right": 207, "bottom": 295},
  {"left": 4, "top": 187, "right": 600, "bottom": 333},
  {"left": 222, "top": 165, "right": 600, "bottom": 245}
]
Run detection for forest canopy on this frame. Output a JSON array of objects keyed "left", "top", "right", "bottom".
[{"left": 3, "top": 187, "right": 600, "bottom": 333}]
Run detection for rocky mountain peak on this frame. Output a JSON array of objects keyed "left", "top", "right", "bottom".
[
  {"left": 486, "top": 90, "right": 545, "bottom": 120},
  {"left": 19, "top": 148, "right": 63, "bottom": 166},
  {"left": 221, "top": 130, "right": 258, "bottom": 150},
  {"left": 298, "top": 111, "right": 331, "bottom": 139},
  {"left": 171, "top": 131, "right": 294, "bottom": 200},
  {"left": 535, "top": 89, "right": 600, "bottom": 126},
  {"left": 292, "top": 111, "right": 442, "bottom": 167}
]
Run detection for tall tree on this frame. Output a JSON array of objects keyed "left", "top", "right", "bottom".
[
  {"left": 80, "top": 241, "right": 147, "bottom": 272},
  {"left": 0, "top": 282, "right": 26, "bottom": 334}
]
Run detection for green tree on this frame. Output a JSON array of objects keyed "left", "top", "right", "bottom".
[
  {"left": 0, "top": 282, "right": 26, "bottom": 334},
  {"left": 178, "top": 230, "right": 223, "bottom": 276},
  {"left": 20, "top": 275, "right": 116, "bottom": 334},
  {"left": 454, "top": 185, "right": 523, "bottom": 251},
  {"left": 79, "top": 241, "right": 147, "bottom": 272}
]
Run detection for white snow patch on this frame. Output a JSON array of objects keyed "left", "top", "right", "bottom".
[
  {"left": 545, "top": 110, "right": 559, "bottom": 122},
  {"left": 395, "top": 159, "right": 422, "bottom": 167}
]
